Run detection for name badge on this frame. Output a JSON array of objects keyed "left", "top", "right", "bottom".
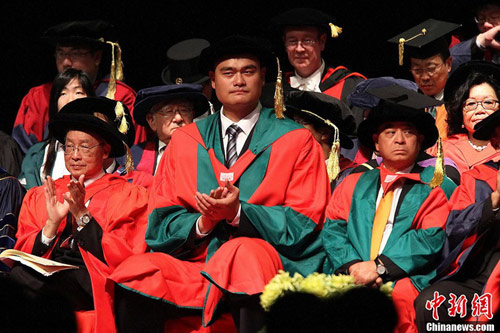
[
  {"left": 220, "top": 172, "right": 234, "bottom": 182},
  {"left": 384, "top": 175, "right": 397, "bottom": 183}
]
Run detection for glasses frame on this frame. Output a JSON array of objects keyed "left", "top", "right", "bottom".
[
  {"left": 463, "top": 98, "right": 500, "bottom": 112},
  {"left": 54, "top": 50, "right": 92, "bottom": 61},
  {"left": 63, "top": 143, "right": 103, "bottom": 155},
  {"left": 155, "top": 108, "right": 195, "bottom": 120},
  {"left": 284, "top": 38, "right": 318, "bottom": 48},
  {"left": 474, "top": 15, "right": 500, "bottom": 25},
  {"left": 409, "top": 63, "right": 446, "bottom": 77}
]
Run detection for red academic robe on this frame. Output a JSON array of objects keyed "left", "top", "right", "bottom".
[
  {"left": 436, "top": 162, "right": 500, "bottom": 323},
  {"left": 427, "top": 133, "right": 500, "bottom": 174},
  {"left": 15, "top": 174, "right": 149, "bottom": 333},
  {"left": 110, "top": 108, "right": 330, "bottom": 330}
]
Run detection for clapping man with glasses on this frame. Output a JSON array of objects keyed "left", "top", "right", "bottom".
[
  {"left": 10, "top": 97, "right": 149, "bottom": 332},
  {"left": 130, "top": 84, "right": 209, "bottom": 175},
  {"left": 13, "top": 20, "right": 146, "bottom": 155},
  {"left": 271, "top": 8, "right": 366, "bottom": 128},
  {"left": 451, "top": 0, "right": 500, "bottom": 71}
]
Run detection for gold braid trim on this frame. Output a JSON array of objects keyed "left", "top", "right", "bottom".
[
  {"left": 123, "top": 141, "right": 134, "bottom": 173},
  {"left": 274, "top": 57, "right": 286, "bottom": 119},
  {"left": 398, "top": 28, "right": 427, "bottom": 66},
  {"left": 299, "top": 109, "right": 341, "bottom": 182},
  {"left": 329, "top": 23, "right": 343, "bottom": 38},
  {"left": 429, "top": 137, "right": 445, "bottom": 188},
  {"left": 99, "top": 38, "right": 124, "bottom": 100}
]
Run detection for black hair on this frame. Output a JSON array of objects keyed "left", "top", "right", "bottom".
[
  {"left": 446, "top": 71, "right": 500, "bottom": 136},
  {"left": 44, "top": 68, "right": 95, "bottom": 178}
]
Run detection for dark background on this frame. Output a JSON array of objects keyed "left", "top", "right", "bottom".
[{"left": 1, "top": 0, "right": 477, "bottom": 135}]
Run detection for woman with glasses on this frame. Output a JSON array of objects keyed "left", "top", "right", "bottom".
[
  {"left": 429, "top": 61, "right": 500, "bottom": 174},
  {"left": 18, "top": 68, "right": 95, "bottom": 189}
]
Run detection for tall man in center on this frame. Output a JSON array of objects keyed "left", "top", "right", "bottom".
[{"left": 109, "top": 35, "right": 330, "bottom": 332}]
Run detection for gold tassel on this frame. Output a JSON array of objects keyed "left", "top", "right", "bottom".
[
  {"left": 398, "top": 38, "right": 405, "bottom": 66},
  {"left": 329, "top": 23, "right": 343, "bottom": 38},
  {"left": 114, "top": 102, "right": 129, "bottom": 135},
  {"left": 99, "top": 38, "right": 124, "bottom": 100},
  {"left": 429, "top": 137, "right": 445, "bottom": 188},
  {"left": 397, "top": 28, "right": 427, "bottom": 66},
  {"left": 274, "top": 57, "right": 286, "bottom": 119},
  {"left": 123, "top": 141, "right": 134, "bottom": 173},
  {"left": 325, "top": 120, "right": 340, "bottom": 182}
]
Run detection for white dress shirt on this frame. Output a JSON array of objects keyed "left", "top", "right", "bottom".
[
  {"left": 155, "top": 140, "right": 167, "bottom": 174},
  {"left": 289, "top": 60, "right": 325, "bottom": 92}
]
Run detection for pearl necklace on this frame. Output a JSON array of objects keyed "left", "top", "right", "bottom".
[{"left": 468, "top": 139, "right": 488, "bottom": 152}]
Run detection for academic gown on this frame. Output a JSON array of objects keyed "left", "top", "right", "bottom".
[
  {"left": 109, "top": 107, "right": 330, "bottom": 328},
  {"left": 14, "top": 174, "right": 149, "bottom": 333},
  {"left": 12, "top": 79, "right": 147, "bottom": 154},
  {"left": 285, "top": 64, "right": 366, "bottom": 129},
  {"left": 434, "top": 161, "right": 500, "bottom": 323},
  {"left": 322, "top": 164, "right": 456, "bottom": 332},
  {"left": 428, "top": 133, "right": 500, "bottom": 175}
]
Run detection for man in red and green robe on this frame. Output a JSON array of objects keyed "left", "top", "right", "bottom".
[
  {"left": 322, "top": 86, "right": 457, "bottom": 333},
  {"left": 109, "top": 35, "right": 330, "bottom": 333}
]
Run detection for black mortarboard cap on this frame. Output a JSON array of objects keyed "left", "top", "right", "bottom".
[
  {"left": 285, "top": 90, "right": 355, "bottom": 149},
  {"left": 271, "top": 8, "right": 342, "bottom": 38},
  {"left": 161, "top": 39, "right": 211, "bottom": 85},
  {"left": 199, "top": 35, "right": 273, "bottom": 73},
  {"left": 387, "top": 19, "right": 461, "bottom": 65},
  {"left": 357, "top": 84, "right": 441, "bottom": 150},
  {"left": 42, "top": 20, "right": 115, "bottom": 49}
]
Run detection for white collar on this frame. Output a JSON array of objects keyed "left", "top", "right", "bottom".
[
  {"left": 220, "top": 103, "right": 261, "bottom": 137},
  {"left": 72, "top": 169, "right": 106, "bottom": 187},
  {"left": 290, "top": 60, "right": 325, "bottom": 90},
  {"left": 158, "top": 140, "right": 167, "bottom": 153},
  {"left": 434, "top": 90, "right": 444, "bottom": 101}
]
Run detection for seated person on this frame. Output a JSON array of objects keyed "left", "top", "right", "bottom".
[
  {"left": 388, "top": 19, "right": 460, "bottom": 139},
  {"left": 12, "top": 20, "right": 146, "bottom": 154},
  {"left": 429, "top": 60, "right": 500, "bottom": 174},
  {"left": 451, "top": 0, "right": 500, "bottom": 71},
  {"left": 10, "top": 97, "right": 149, "bottom": 332},
  {"left": 131, "top": 84, "right": 209, "bottom": 175},
  {"left": 270, "top": 8, "right": 366, "bottom": 128},
  {"left": 0, "top": 131, "right": 24, "bottom": 177},
  {"left": 284, "top": 90, "right": 356, "bottom": 190},
  {"left": 322, "top": 86, "right": 457, "bottom": 332},
  {"left": 415, "top": 106, "right": 500, "bottom": 330},
  {"left": 18, "top": 68, "right": 96, "bottom": 189},
  {"left": 348, "top": 82, "right": 461, "bottom": 185},
  {"left": 109, "top": 35, "right": 329, "bottom": 333}
]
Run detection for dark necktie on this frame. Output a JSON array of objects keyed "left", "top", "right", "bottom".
[{"left": 226, "top": 124, "right": 242, "bottom": 168}]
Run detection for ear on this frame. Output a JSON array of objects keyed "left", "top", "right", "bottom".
[
  {"left": 93, "top": 49, "right": 103, "bottom": 67},
  {"left": 445, "top": 56, "right": 452, "bottom": 73},
  {"left": 319, "top": 33, "right": 327, "bottom": 52},
  {"left": 209, "top": 71, "right": 216, "bottom": 90},
  {"left": 146, "top": 113, "right": 157, "bottom": 131},
  {"left": 102, "top": 142, "right": 111, "bottom": 159},
  {"left": 260, "top": 66, "right": 267, "bottom": 84},
  {"left": 373, "top": 133, "right": 380, "bottom": 152}
]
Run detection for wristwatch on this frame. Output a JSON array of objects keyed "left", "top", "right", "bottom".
[
  {"left": 77, "top": 213, "right": 91, "bottom": 228},
  {"left": 376, "top": 258, "right": 387, "bottom": 276}
]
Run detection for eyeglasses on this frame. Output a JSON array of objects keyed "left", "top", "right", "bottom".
[
  {"left": 474, "top": 15, "right": 500, "bottom": 25},
  {"left": 55, "top": 50, "right": 92, "bottom": 61},
  {"left": 63, "top": 143, "right": 103, "bottom": 155},
  {"left": 285, "top": 39, "right": 318, "bottom": 48},
  {"left": 410, "top": 63, "right": 445, "bottom": 77},
  {"left": 156, "top": 108, "right": 194, "bottom": 120},
  {"left": 463, "top": 98, "right": 500, "bottom": 112}
]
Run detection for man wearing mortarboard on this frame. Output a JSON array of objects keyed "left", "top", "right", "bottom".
[
  {"left": 322, "top": 85, "right": 457, "bottom": 332},
  {"left": 388, "top": 19, "right": 461, "bottom": 140},
  {"left": 109, "top": 35, "right": 329, "bottom": 332},
  {"left": 12, "top": 20, "right": 147, "bottom": 154},
  {"left": 270, "top": 8, "right": 366, "bottom": 129}
]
